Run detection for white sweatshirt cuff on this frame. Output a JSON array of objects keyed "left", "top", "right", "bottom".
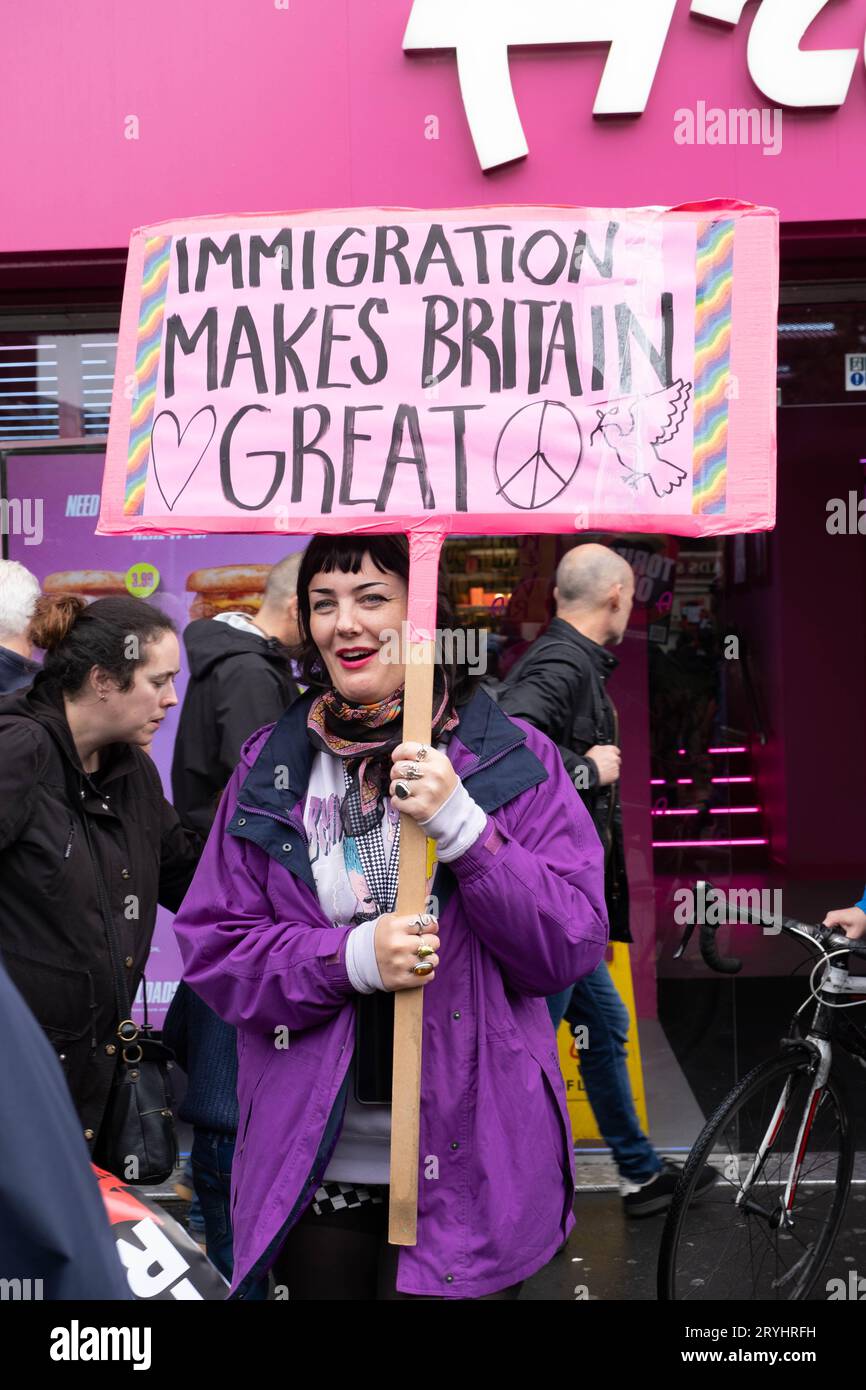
[
  {"left": 419, "top": 778, "right": 487, "bottom": 863},
  {"left": 345, "top": 918, "right": 386, "bottom": 994}
]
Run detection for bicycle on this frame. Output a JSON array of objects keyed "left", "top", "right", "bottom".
[{"left": 657, "top": 880, "right": 866, "bottom": 1301}]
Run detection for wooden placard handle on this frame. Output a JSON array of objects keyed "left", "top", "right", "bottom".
[{"left": 388, "top": 530, "right": 443, "bottom": 1247}]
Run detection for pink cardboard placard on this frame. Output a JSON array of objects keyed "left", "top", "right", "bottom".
[{"left": 98, "top": 203, "right": 778, "bottom": 541}]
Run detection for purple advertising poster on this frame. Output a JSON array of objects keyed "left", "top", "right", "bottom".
[{"left": 5, "top": 450, "right": 306, "bottom": 1022}]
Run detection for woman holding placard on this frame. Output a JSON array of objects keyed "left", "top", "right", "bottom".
[{"left": 174, "top": 534, "right": 608, "bottom": 1299}]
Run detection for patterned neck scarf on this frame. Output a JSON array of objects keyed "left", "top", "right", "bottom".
[{"left": 307, "top": 677, "right": 458, "bottom": 840}]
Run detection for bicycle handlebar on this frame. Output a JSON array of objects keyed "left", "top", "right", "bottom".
[
  {"left": 698, "top": 922, "right": 742, "bottom": 975},
  {"left": 673, "top": 880, "right": 866, "bottom": 976}
]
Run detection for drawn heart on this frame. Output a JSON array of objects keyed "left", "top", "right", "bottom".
[{"left": 151, "top": 406, "right": 217, "bottom": 512}]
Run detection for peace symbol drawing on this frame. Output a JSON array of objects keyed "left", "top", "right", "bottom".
[{"left": 493, "top": 400, "right": 582, "bottom": 511}]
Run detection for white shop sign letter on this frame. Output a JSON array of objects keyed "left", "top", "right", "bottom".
[
  {"left": 405, "top": 0, "right": 861, "bottom": 170},
  {"left": 403, "top": 0, "right": 678, "bottom": 170},
  {"left": 691, "top": 0, "right": 858, "bottom": 109}
]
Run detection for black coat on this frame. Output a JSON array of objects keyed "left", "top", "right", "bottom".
[
  {"left": 498, "top": 617, "right": 631, "bottom": 942},
  {"left": 0, "top": 674, "right": 201, "bottom": 1149},
  {"left": 171, "top": 618, "right": 299, "bottom": 836}
]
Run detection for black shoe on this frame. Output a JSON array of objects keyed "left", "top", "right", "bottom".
[{"left": 622, "top": 1159, "right": 717, "bottom": 1218}]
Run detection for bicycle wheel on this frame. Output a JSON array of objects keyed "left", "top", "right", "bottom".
[{"left": 658, "top": 1048, "right": 854, "bottom": 1301}]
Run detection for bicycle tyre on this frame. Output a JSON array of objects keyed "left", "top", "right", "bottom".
[{"left": 658, "top": 1048, "right": 854, "bottom": 1301}]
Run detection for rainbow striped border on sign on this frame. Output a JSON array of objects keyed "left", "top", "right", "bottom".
[
  {"left": 123, "top": 234, "right": 172, "bottom": 516},
  {"left": 692, "top": 219, "right": 734, "bottom": 516}
]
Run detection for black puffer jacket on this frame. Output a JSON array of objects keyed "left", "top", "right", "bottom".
[
  {"left": 0, "top": 674, "right": 201, "bottom": 1148},
  {"left": 171, "top": 618, "right": 299, "bottom": 836},
  {"left": 498, "top": 617, "right": 631, "bottom": 942}
]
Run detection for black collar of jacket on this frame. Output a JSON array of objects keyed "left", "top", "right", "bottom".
[
  {"left": 228, "top": 686, "right": 547, "bottom": 895},
  {"left": 547, "top": 616, "right": 619, "bottom": 682}
]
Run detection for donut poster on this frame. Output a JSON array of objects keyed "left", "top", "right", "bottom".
[{"left": 98, "top": 203, "right": 779, "bottom": 542}]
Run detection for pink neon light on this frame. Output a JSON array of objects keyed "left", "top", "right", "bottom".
[
  {"left": 652, "top": 837, "right": 768, "bottom": 848},
  {"left": 678, "top": 746, "right": 748, "bottom": 755},
  {"left": 651, "top": 775, "right": 753, "bottom": 785},
  {"left": 651, "top": 806, "right": 761, "bottom": 816}
]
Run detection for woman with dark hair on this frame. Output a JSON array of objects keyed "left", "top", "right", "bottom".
[
  {"left": 0, "top": 594, "right": 201, "bottom": 1157},
  {"left": 175, "top": 534, "right": 609, "bottom": 1300}
]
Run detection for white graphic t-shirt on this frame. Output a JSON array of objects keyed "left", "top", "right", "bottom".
[{"left": 303, "top": 751, "right": 400, "bottom": 927}]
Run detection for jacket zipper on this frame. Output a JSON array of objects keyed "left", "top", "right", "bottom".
[{"left": 64, "top": 821, "right": 76, "bottom": 859}]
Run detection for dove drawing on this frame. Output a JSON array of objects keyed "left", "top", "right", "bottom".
[{"left": 588, "top": 379, "right": 693, "bottom": 499}]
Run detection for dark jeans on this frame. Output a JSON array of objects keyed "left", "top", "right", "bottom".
[
  {"left": 272, "top": 1195, "right": 523, "bottom": 1301},
  {"left": 191, "top": 1128, "right": 268, "bottom": 1300},
  {"left": 547, "top": 960, "right": 661, "bottom": 1185}
]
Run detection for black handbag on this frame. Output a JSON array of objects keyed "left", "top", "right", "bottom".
[{"left": 81, "top": 812, "right": 178, "bottom": 1185}]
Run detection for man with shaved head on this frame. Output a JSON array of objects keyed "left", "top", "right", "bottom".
[
  {"left": 499, "top": 542, "right": 716, "bottom": 1217},
  {"left": 501, "top": 541, "right": 633, "bottom": 846}
]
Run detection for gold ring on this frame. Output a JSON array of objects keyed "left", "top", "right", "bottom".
[
  {"left": 412, "top": 961, "right": 434, "bottom": 977},
  {"left": 417, "top": 941, "right": 435, "bottom": 960}
]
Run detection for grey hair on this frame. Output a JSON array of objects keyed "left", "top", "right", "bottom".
[
  {"left": 0, "top": 560, "right": 41, "bottom": 641},
  {"left": 556, "top": 543, "right": 633, "bottom": 611},
  {"left": 263, "top": 549, "right": 304, "bottom": 607}
]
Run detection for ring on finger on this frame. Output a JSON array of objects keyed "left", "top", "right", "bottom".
[
  {"left": 416, "top": 941, "right": 435, "bottom": 960},
  {"left": 413, "top": 913, "right": 433, "bottom": 932},
  {"left": 394, "top": 780, "right": 411, "bottom": 801},
  {"left": 406, "top": 762, "right": 423, "bottom": 780},
  {"left": 412, "top": 961, "right": 434, "bottom": 977},
  {"left": 416, "top": 744, "right": 430, "bottom": 761}
]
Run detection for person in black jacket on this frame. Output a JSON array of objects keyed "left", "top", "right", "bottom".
[
  {"left": 499, "top": 543, "right": 715, "bottom": 1217},
  {"left": 171, "top": 552, "right": 302, "bottom": 836},
  {"left": 0, "top": 560, "right": 40, "bottom": 694},
  {"left": 500, "top": 543, "right": 632, "bottom": 943},
  {"left": 0, "top": 593, "right": 201, "bottom": 1159}
]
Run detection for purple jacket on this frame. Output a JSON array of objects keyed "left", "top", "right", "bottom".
[{"left": 173, "top": 689, "right": 608, "bottom": 1297}]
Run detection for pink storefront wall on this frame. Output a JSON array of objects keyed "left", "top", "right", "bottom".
[{"left": 2, "top": 0, "right": 866, "bottom": 252}]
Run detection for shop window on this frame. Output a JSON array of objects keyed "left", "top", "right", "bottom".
[
  {"left": 0, "top": 330, "right": 118, "bottom": 443},
  {"left": 778, "top": 285, "right": 866, "bottom": 406}
]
